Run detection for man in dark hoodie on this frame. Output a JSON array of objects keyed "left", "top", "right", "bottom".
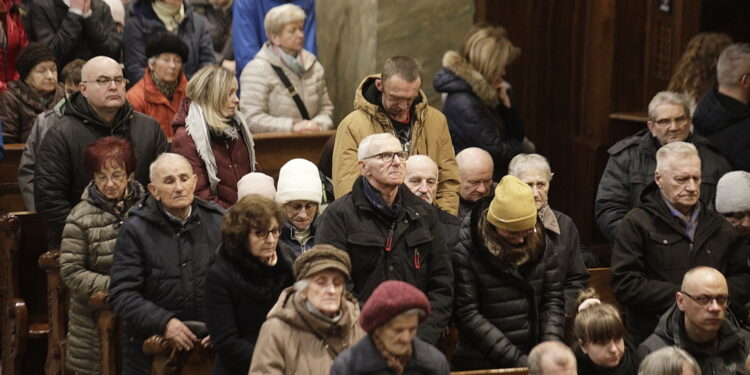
[
  {"left": 638, "top": 267, "right": 750, "bottom": 375},
  {"left": 694, "top": 43, "right": 750, "bottom": 172}
]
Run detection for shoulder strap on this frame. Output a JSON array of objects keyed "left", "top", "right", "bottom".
[{"left": 270, "top": 65, "right": 311, "bottom": 120}]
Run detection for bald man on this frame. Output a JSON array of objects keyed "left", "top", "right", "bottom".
[
  {"left": 456, "top": 147, "right": 495, "bottom": 219},
  {"left": 528, "top": 341, "right": 577, "bottom": 375},
  {"left": 35, "top": 56, "right": 168, "bottom": 249},
  {"left": 638, "top": 267, "right": 750, "bottom": 374},
  {"left": 405, "top": 155, "right": 460, "bottom": 249}
]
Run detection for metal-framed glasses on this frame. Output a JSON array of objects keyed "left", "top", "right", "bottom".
[
  {"left": 81, "top": 76, "right": 129, "bottom": 87},
  {"left": 252, "top": 227, "right": 281, "bottom": 240},
  {"left": 680, "top": 291, "right": 729, "bottom": 307},
  {"left": 287, "top": 202, "right": 317, "bottom": 214},
  {"left": 504, "top": 226, "right": 537, "bottom": 240},
  {"left": 94, "top": 172, "right": 126, "bottom": 185},
  {"left": 363, "top": 151, "right": 409, "bottom": 162}
]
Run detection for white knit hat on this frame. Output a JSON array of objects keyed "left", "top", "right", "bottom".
[
  {"left": 716, "top": 171, "right": 750, "bottom": 214},
  {"left": 276, "top": 159, "right": 322, "bottom": 204},
  {"left": 237, "top": 172, "right": 276, "bottom": 201}
]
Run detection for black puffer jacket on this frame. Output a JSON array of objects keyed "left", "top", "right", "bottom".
[
  {"left": 108, "top": 194, "right": 224, "bottom": 375},
  {"left": 434, "top": 205, "right": 460, "bottom": 251},
  {"left": 451, "top": 198, "right": 565, "bottom": 370},
  {"left": 542, "top": 207, "right": 589, "bottom": 315},
  {"left": 315, "top": 178, "right": 454, "bottom": 345},
  {"left": 34, "top": 92, "right": 168, "bottom": 249},
  {"left": 694, "top": 88, "right": 750, "bottom": 172},
  {"left": 611, "top": 183, "right": 750, "bottom": 344},
  {"left": 595, "top": 129, "right": 731, "bottom": 243}
]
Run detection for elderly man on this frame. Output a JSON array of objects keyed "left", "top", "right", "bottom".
[
  {"left": 332, "top": 56, "right": 460, "bottom": 215},
  {"left": 456, "top": 147, "right": 495, "bottom": 219},
  {"left": 317, "top": 133, "right": 453, "bottom": 345},
  {"left": 694, "top": 43, "right": 750, "bottom": 172},
  {"left": 596, "top": 91, "right": 731, "bottom": 243},
  {"left": 528, "top": 341, "right": 577, "bottom": 375},
  {"left": 638, "top": 267, "right": 750, "bottom": 374},
  {"left": 405, "top": 155, "right": 460, "bottom": 249},
  {"left": 109, "top": 153, "right": 224, "bottom": 375},
  {"left": 611, "top": 141, "right": 750, "bottom": 345},
  {"left": 34, "top": 56, "right": 168, "bottom": 249}
]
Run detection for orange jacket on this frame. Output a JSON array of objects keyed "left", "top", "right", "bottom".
[{"left": 126, "top": 68, "right": 187, "bottom": 137}]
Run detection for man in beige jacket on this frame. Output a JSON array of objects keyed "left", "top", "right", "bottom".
[{"left": 332, "top": 56, "right": 460, "bottom": 215}]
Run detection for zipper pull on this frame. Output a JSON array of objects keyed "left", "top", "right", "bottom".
[
  {"left": 385, "top": 221, "right": 396, "bottom": 252},
  {"left": 414, "top": 248, "right": 421, "bottom": 269}
]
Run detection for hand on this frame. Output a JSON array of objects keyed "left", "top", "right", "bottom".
[
  {"left": 164, "top": 318, "right": 197, "bottom": 351},
  {"left": 221, "top": 60, "right": 236, "bottom": 73},
  {"left": 292, "top": 120, "right": 321, "bottom": 133},
  {"left": 201, "top": 335, "right": 212, "bottom": 348},
  {"left": 495, "top": 80, "right": 512, "bottom": 108}
]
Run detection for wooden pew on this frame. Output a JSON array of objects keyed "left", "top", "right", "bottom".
[
  {"left": 0, "top": 144, "right": 25, "bottom": 213},
  {"left": 39, "top": 249, "right": 72, "bottom": 375},
  {"left": 452, "top": 368, "right": 528, "bottom": 375},
  {"left": 90, "top": 290, "right": 121, "bottom": 375},
  {"left": 143, "top": 334, "right": 215, "bottom": 375},
  {"left": 587, "top": 267, "right": 620, "bottom": 310}
]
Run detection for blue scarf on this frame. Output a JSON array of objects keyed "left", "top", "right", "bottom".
[{"left": 361, "top": 176, "right": 401, "bottom": 220}]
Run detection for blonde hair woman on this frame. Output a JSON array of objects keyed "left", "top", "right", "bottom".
[{"left": 171, "top": 65, "right": 256, "bottom": 208}]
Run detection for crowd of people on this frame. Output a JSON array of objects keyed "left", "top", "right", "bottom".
[{"left": 1, "top": 1, "right": 750, "bottom": 374}]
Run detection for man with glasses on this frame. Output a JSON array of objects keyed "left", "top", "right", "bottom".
[
  {"left": 596, "top": 91, "right": 730, "bottom": 243},
  {"left": 638, "top": 267, "right": 750, "bottom": 374},
  {"left": 611, "top": 142, "right": 750, "bottom": 345},
  {"left": 35, "top": 56, "right": 168, "bottom": 249},
  {"left": 316, "top": 133, "right": 453, "bottom": 346},
  {"left": 331, "top": 55, "right": 460, "bottom": 215}
]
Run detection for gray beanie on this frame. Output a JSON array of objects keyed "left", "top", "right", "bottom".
[{"left": 715, "top": 171, "right": 750, "bottom": 214}]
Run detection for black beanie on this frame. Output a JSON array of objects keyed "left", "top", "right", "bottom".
[
  {"left": 16, "top": 42, "right": 57, "bottom": 80},
  {"left": 145, "top": 33, "right": 190, "bottom": 62}
]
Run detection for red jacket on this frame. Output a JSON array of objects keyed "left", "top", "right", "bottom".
[
  {"left": 126, "top": 68, "right": 188, "bottom": 137},
  {"left": 0, "top": 0, "right": 28, "bottom": 94}
]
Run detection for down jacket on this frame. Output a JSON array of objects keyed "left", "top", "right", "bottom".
[
  {"left": 693, "top": 88, "right": 750, "bottom": 172},
  {"left": 108, "top": 194, "right": 224, "bottom": 375},
  {"left": 59, "top": 180, "right": 144, "bottom": 374},
  {"left": 451, "top": 198, "right": 565, "bottom": 370},
  {"left": 126, "top": 67, "right": 188, "bottom": 137},
  {"left": 0, "top": 0, "right": 27, "bottom": 93},
  {"left": 595, "top": 129, "right": 731, "bottom": 243},
  {"left": 0, "top": 79, "right": 65, "bottom": 143},
  {"left": 332, "top": 74, "right": 460, "bottom": 215},
  {"left": 329, "top": 335, "right": 451, "bottom": 375},
  {"left": 239, "top": 41, "right": 333, "bottom": 132}
]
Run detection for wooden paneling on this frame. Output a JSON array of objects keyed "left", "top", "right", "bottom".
[{"left": 0, "top": 144, "right": 26, "bottom": 213}]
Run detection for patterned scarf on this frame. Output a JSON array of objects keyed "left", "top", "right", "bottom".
[
  {"left": 361, "top": 176, "right": 401, "bottom": 220},
  {"left": 150, "top": 69, "right": 177, "bottom": 100},
  {"left": 372, "top": 334, "right": 412, "bottom": 375}
]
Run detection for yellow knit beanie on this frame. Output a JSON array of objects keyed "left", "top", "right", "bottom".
[{"left": 487, "top": 175, "right": 537, "bottom": 231}]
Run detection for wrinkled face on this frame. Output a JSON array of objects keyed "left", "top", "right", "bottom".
[
  {"left": 459, "top": 164, "right": 493, "bottom": 202},
  {"left": 270, "top": 21, "right": 305, "bottom": 55},
  {"left": 677, "top": 273, "right": 728, "bottom": 339},
  {"left": 284, "top": 200, "right": 318, "bottom": 231},
  {"left": 722, "top": 211, "right": 750, "bottom": 236},
  {"left": 581, "top": 338, "right": 625, "bottom": 368},
  {"left": 80, "top": 60, "right": 127, "bottom": 112},
  {"left": 303, "top": 270, "right": 345, "bottom": 317},
  {"left": 25, "top": 61, "right": 58, "bottom": 96},
  {"left": 655, "top": 155, "right": 701, "bottom": 215},
  {"left": 404, "top": 159, "right": 438, "bottom": 204},
  {"left": 149, "top": 53, "right": 183, "bottom": 84},
  {"left": 517, "top": 169, "right": 550, "bottom": 210},
  {"left": 375, "top": 312, "right": 419, "bottom": 356},
  {"left": 247, "top": 218, "right": 280, "bottom": 260},
  {"left": 93, "top": 161, "right": 130, "bottom": 200},
  {"left": 648, "top": 103, "right": 691, "bottom": 146},
  {"left": 148, "top": 159, "right": 197, "bottom": 213},
  {"left": 358, "top": 137, "right": 406, "bottom": 190},
  {"left": 376, "top": 75, "right": 421, "bottom": 122},
  {"left": 224, "top": 78, "right": 240, "bottom": 118}
]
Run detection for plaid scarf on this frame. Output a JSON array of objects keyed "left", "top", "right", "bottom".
[{"left": 372, "top": 334, "right": 412, "bottom": 375}]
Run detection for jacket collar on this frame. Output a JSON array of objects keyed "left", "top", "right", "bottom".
[
  {"left": 255, "top": 41, "right": 317, "bottom": 72},
  {"left": 540, "top": 204, "right": 560, "bottom": 235},
  {"left": 350, "top": 177, "right": 430, "bottom": 223},
  {"left": 353, "top": 74, "right": 428, "bottom": 132},
  {"left": 7, "top": 79, "right": 65, "bottom": 113},
  {"left": 65, "top": 91, "right": 135, "bottom": 132},
  {"left": 141, "top": 67, "right": 188, "bottom": 109},
  {"left": 130, "top": 194, "right": 223, "bottom": 231},
  {"left": 441, "top": 50, "right": 499, "bottom": 107},
  {"left": 349, "top": 335, "right": 436, "bottom": 373},
  {"left": 656, "top": 304, "right": 744, "bottom": 355}
]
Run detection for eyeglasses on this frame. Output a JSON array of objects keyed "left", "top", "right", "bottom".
[
  {"left": 680, "top": 291, "right": 729, "bottom": 307},
  {"left": 287, "top": 202, "right": 317, "bottom": 214},
  {"left": 94, "top": 172, "right": 126, "bottom": 184},
  {"left": 653, "top": 115, "right": 689, "bottom": 127},
  {"left": 363, "top": 151, "right": 409, "bottom": 162},
  {"left": 504, "top": 226, "right": 537, "bottom": 239},
  {"left": 252, "top": 227, "right": 281, "bottom": 240},
  {"left": 81, "top": 76, "right": 129, "bottom": 87}
]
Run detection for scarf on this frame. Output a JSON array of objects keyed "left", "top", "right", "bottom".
[
  {"left": 361, "top": 176, "right": 401, "bottom": 220},
  {"left": 277, "top": 46, "right": 305, "bottom": 75},
  {"left": 151, "top": 0, "right": 185, "bottom": 33},
  {"left": 372, "top": 334, "right": 411, "bottom": 375},
  {"left": 150, "top": 69, "right": 178, "bottom": 100},
  {"left": 87, "top": 179, "right": 143, "bottom": 218}
]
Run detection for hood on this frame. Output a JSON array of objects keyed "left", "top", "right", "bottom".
[
  {"left": 65, "top": 91, "right": 135, "bottom": 132},
  {"left": 352, "top": 74, "right": 427, "bottom": 125},
  {"left": 653, "top": 304, "right": 743, "bottom": 355},
  {"left": 694, "top": 88, "right": 750, "bottom": 136},
  {"left": 254, "top": 41, "right": 318, "bottom": 72},
  {"left": 433, "top": 50, "right": 499, "bottom": 107},
  {"left": 6, "top": 79, "right": 65, "bottom": 113}
]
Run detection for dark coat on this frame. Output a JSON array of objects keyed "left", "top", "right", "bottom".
[
  {"left": 279, "top": 219, "right": 318, "bottom": 256},
  {"left": 434, "top": 205, "right": 460, "bottom": 251},
  {"left": 123, "top": 0, "right": 216, "bottom": 84},
  {"left": 638, "top": 305, "right": 750, "bottom": 375},
  {"left": 204, "top": 242, "right": 295, "bottom": 375},
  {"left": 108, "top": 194, "right": 224, "bottom": 375},
  {"left": 595, "top": 129, "right": 731, "bottom": 243},
  {"left": 329, "top": 335, "right": 451, "bottom": 375},
  {"left": 543, "top": 208, "right": 590, "bottom": 315},
  {"left": 451, "top": 198, "right": 565, "bottom": 370},
  {"left": 34, "top": 92, "right": 168, "bottom": 249},
  {"left": 189, "top": 0, "right": 232, "bottom": 60},
  {"left": 28, "top": 0, "right": 121, "bottom": 67},
  {"left": 611, "top": 183, "right": 750, "bottom": 344},
  {"left": 0, "top": 79, "right": 64, "bottom": 143},
  {"left": 315, "top": 178, "right": 454, "bottom": 345},
  {"left": 574, "top": 340, "right": 638, "bottom": 375},
  {"left": 694, "top": 88, "right": 750, "bottom": 172}
]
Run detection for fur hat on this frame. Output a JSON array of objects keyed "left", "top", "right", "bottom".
[
  {"left": 293, "top": 244, "right": 351, "bottom": 281},
  {"left": 487, "top": 175, "right": 537, "bottom": 231},
  {"left": 716, "top": 171, "right": 750, "bottom": 214},
  {"left": 237, "top": 172, "right": 276, "bottom": 201},
  {"left": 145, "top": 33, "right": 190, "bottom": 62},
  {"left": 276, "top": 158, "right": 322, "bottom": 205},
  {"left": 359, "top": 280, "right": 430, "bottom": 333},
  {"left": 16, "top": 42, "right": 56, "bottom": 81}
]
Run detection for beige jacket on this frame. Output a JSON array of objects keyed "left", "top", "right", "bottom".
[
  {"left": 332, "top": 74, "right": 460, "bottom": 215},
  {"left": 239, "top": 42, "right": 333, "bottom": 133},
  {"left": 248, "top": 286, "right": 365, "bottom": 375}
]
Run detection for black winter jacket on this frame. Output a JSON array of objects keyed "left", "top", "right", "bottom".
[
  {"left": 28, "top": 0, "right": 121, "bottom": 67},
  {"left": 595, "top": 129, "right": 731, "bottom": 243},
  {"left": 543, "top": 207, "right": 589, "bottom": 315},
  {"left": 315, "top": 178, "right": 454, "bottom": 345},
  {"left": 451, "top": 198, "right": 565, "bottom": 370},
  {"left": 611, "top": 183, "right": 750, "bottom": 344},
  {"left": 108, "top": 194, "right": 224, "bottom": 375},
  {"left": 204, "top": 242, "right": 295, "bottom": 375},
  {"left": 34, "top": 92, "right": 168, "bottom": 249},
  {"left": 694, "top": 88, "right": 750, "bottom": 172},
  {"left": 434, "top": 205, "right": 460, "bottom": 251},
  {"left": 638, "top": 305, "right": 750, "bottom": 375},
  {"left": 329, "top": 335, "right": 450, "bottom": 375},
  {"left": 575, "top": 339, "right": 638, "bottom": 375}
]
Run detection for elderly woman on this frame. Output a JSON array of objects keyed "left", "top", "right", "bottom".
[
  {"left": 239, "top": 3, "right": 333, "bottom": 133},
  {"left": 508, "top": 153, "right": 589, "bottom": 314},
  {"left": 59, "top": 136, "right": 145, "bottom": 375},
  {"left": 127, "top": 34, "right": 190, "bottom": 136},
  {"left": 205, "top": 195, "right": 295, "bottom": 375},
  {"left": 276, "top": 158, "right": 323, "bottom": 255},
  {"left": 433, "top": 23, "right": 524, "bottom": 177},
  {"left": 715, "top": 171, "right": 750, "bottom": 238},
  {"left": 330, "top": 280, "right": 450, "bottom": 375},
  {"left": 249, "top": 244, "right": 365, "bottom": 374},
  {"left": 171, "top": 65, "right": 256, "bottom": 208},
  {"left": 0, "top": 42, "right": 64, "bottom": 143},
  {"left": 638, "top": 347, "right": 702, "bottom": 375}
]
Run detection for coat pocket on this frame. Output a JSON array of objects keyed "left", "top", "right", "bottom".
[{"left": 648, "top": 232, "right": 690, "bottom": 271}]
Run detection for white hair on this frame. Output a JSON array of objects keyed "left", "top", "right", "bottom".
[
  {"left": 263, "top": 3, "right": 306, "bottom": 38},
  {"left": 149, "top": 152, "right": 190, "bottom": 183},
  {"left": 357, "top": 133, "right": 399, "bottom": 161},
  {"left": 648, "top": 91, "right": 690, "bottom": 120},
  {"left": 638, "top": 346, "right": 701, "bottom": 375},
  {"left": 528, "top": 341, "right": 576, "bottom": 375},
  {"left": 717, "top": 43, "right": 750, "bottom": 88},
  {"left": 655, "top": 141, "right": 699, "bottom": 173},
  {"left": 508, "top": 153, "right": 554, "bottom": 182}
]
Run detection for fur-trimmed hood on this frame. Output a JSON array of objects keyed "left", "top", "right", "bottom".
[{"left": 434, "top": 50, "right": 499, "bottom": 107}]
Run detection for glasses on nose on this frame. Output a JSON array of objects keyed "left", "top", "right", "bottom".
[
  {"left": 680, "top": 291, "right": 729, "bottom": 307},
  {"left": 363, "top": 151, "right": 409, "bottom": 162},
  {"left": 653, "top": 115, "right": 689, "bottom": 127},
  {"left": 506, "top": 226, "right": 537, "bottom": 239},
  {"left": 94, "top": 172, "right": 126, "bottom": 184},
  {"left": 252, "top": 227, "right": 281, "bottom": 240},
  {"left": 82, "top": 76, "right": 129, "bottom": 87},
  {"left": 288, "top": 202, "right": 317, "bottom": 214}
]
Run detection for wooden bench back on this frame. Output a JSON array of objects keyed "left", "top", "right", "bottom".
[{"left": 452, "top": 367, "right": 529, "bottom": 375}]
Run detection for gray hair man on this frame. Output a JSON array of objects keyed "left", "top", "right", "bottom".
[
  {"left": 456, "top": 147, "right": 495, "bottom": 219},
  {"left": 528, "top": 341, "right": 577, "bottom": 375}
]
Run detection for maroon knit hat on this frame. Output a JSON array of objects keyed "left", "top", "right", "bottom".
[{"left": 359, "top": 280, "right": 431, "bottom": 333}]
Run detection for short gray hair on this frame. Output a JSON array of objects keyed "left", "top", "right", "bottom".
[
  {"left": 648, "top": 91, "right": 690, "bottom": 120},
  {"left": 294, "top": 278, "right": 310, "bottom": 293},
  {"left": 263, "top": 3, "right": 306, "bottom": 38},
  {"left": 382, "top": 56, "right": 422, "bottom": 83},
  {"left": 508, "top": 153, "right": 554, "bottom": 182},
  {"left": 149, "top": 152, "right": 190, "bottom": 183},
  {"left": 528, "top": 341, "right": 576, "bottom": 375},
  {"left": 717, "top": 43, "right": 750, "bottom": 88},
  {"left": 655, "top": 141, "right": 699, "bottom": 173},
  {"left": 638, "top": 346, "right": 701, "bottom": 375},
  {"left": 358, "top": 133, "right": 399, "bottom": 161}
]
